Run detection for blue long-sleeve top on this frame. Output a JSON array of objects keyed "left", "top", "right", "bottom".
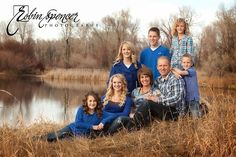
[
  {"left": 140, "top": 45, "right": 170, "bottom": 80},
  {"left": 100, "top": 96, "right": 132, "bottom": 124},
  {"left": 68, "top": 106, "right": 102, "bottom": 136},
  {"left": 109, "top": 60, "right": 142, "bottom": 93}
]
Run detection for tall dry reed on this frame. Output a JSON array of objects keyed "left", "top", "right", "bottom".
[{"left": 42, "top": 68, "right": 109, "bottom": 82}]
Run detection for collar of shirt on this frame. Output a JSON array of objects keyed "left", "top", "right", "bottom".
[
  {"left": 158, "top": 72, "right": 172, "bottom": 82},
  {"left": 150, "top": 42, "right": 161, "bottom": 51}
]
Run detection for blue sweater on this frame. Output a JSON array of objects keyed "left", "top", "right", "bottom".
[
  {"left": 140, "top": 46, "right": 170, "bottom": 80},
  {"left": 68, "top": 107, "right": 102, "bottom": 136},
  {"left": 109, "top": 60, "right": 142, "bottom": 93},
  {"left": 183, "top": 67, "right": 200, "bottom": 102},
  {"left": 101, "top": 96, "right": 132, "bottom": 124}
]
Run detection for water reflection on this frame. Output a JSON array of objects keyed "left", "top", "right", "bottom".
[
  {"left": 0, "top": 76, "right": 106, "bottom": 127},
  {"left": 1, "top": 76, "right": 235, "bottom": 127}
]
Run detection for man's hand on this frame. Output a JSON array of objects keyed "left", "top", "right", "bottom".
[{"left": 146, "top": 94, "right": 158, "bottom": 102}]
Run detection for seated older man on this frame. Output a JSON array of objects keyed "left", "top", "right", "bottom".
[{"left": 132, "top": 56, "right": 186, "bottom": 128}]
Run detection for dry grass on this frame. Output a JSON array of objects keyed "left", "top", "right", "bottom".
[
  {"left": 41, "top": 68, "right": 109, "bottom": 82},
  {"left": 198, "top": 71, "right": 236, "bottom": 89},
  {"left": 0, "top": 89, "right": 235, "bottom": 157}
]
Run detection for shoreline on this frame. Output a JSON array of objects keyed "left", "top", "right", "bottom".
[{"left": 1, "top": 69, "right": 236, "bottom": 90}]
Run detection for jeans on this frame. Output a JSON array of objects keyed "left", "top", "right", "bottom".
[
  {"left": 186, "top": 100, "right": 201, "bottom": 118},
  {"left": 106, "top": 116, "right": 131, "bottom": 135},
  {"left": 90, "top": 117, "right": 131, "bottom": 137},
  {"left": 46, "top": 125, "right": 74, "bottom": 142},
  {"left": 132, "top": 100, "right": 179, "bottom": 128}
]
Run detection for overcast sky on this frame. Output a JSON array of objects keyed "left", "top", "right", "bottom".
[{"left": 1, "top": 0, "right": 234, "bottom": 40}]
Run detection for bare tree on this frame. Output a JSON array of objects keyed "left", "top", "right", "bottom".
[
  {"left": 0, "top": 21, "right": 13, "bottom": 42},
  {"left": 199, "top": 3, "right": 236, "bottom": 76},
  {"left": 91, "top": 9, "right": 140, "bottom": 68},
  {"left": 15, "top": 22, "right": 34, "bottom": 44},
  {"left": 60, "top": 20, "right": 74, "bottom": 68}
]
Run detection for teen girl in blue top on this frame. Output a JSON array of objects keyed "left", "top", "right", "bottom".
[
  {"left": 43, "top": 91, "right": 106, "bottom": 142},
  {"left": 170, "top": 18, "right": 194, "bottom": 69},
  {"left": 95, "top": 74, "right": 132, "bottom": 135},
  {"left": 109, "top": 41, "right": 142, "bottom": 94}
]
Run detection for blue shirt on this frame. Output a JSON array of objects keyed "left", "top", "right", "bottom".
[
  {"left": 183, "top": 67, "right": 200, "bottom": 102},
  {"left": 109, "top": 60, "right": 142, "bottom": 94},
  {"left": 171, "top": 35, "right": 194, "bottom": 69},
  {"left": 68, "top": 106, "right": 102, "bottom": 136},
  {"left": 140, "top": 45, "right": 170, "bottom": 80},
  {"left": 101, "top": 96, "right": 132, "bottom": 124}
]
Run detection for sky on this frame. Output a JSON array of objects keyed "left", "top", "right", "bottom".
[{"left": 0, "top": 0, "right": 235, "bottom": 40}]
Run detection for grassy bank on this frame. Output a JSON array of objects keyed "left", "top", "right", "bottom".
[
  {"left": 0, "top": 89, "right": 235, "bottom": 157},
  {"left": 41, "top": 68, "right": 109, "bottom": 82},
  {"left": 41, "top": 68, "right": 236, "bottom": 90}
]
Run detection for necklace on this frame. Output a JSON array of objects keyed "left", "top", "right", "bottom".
[{"left": 140, "top": 87, "right": 151, "bottom": 94}]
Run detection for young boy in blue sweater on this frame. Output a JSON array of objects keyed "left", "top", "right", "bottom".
[{"left": 172, "top": 53, "right": 201, "bottom": 118}]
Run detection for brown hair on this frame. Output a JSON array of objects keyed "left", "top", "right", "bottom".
[
  {"left": 182, "top": 53, "right": 193, "bottom": 63},
  {"left": 137, "top": 67, "right": 154, "bottom": 87},
  {"left": 148, "top": 27, "right": 160, "bottom": 37},
  {"left": 82, "top": 91, "right": 102, "bottom": 117}
]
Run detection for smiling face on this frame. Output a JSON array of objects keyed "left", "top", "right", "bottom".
[
  {"left": 112, "top": 76, "right": 123, "bottom": 92},
  {"left": 122, "top": 44, "right": 132, "bottom": 59},
  {"left": 157, "top": 57, "right": 171, "bottom": 78},
  {"left": 140, "top": 74, "right": 151, "bottom": 87},
  {"left": 87, "top": 95, "right": 97, "bottom": 111},
  {"left": 148, "top": 31, "right": 160, "bottom": 48},
  {"left": 176, "top": 22, "right": 185, "bottom": 35},
  {"left": 182, "top": 56, "right": 192, "bottom": 70}
]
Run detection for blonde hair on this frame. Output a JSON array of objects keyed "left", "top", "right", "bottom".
[
  {"left": 113, "top": 41, "right": 138, "bottom": 69},
  {"left": 103, "top": 74, "right": 128, "bottom": 107},
  {"left": 171, "top": 18, "right": 190, "bottom": 36}
]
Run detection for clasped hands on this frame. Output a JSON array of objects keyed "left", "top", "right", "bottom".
[{"left": 92, "top": 123, "right": 104, "bottom": 130}]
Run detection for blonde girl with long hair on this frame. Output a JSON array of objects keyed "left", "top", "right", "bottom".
[
  {"left": 109, "top": 41, "right": 142, "bottom": 94},
  {"left": 170, "top": 18, "right": 194, "bottom": 69},
  {"left": 96, "top": 74, "right": 132, "bottom": 134}
]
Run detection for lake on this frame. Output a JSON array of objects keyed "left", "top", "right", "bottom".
[
  {"left": 0, "top": 76, "right": 106, "bottom": 127},
  {"left": 0, "top": 75, "right": 235, "bottom": 127}
]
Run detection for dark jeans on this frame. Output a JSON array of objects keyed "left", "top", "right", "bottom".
[
  {"left": 106, "top": 116, "right": 131, "bottom": 135},
  {"left": 46, "top": 125, "right": 74, "bottom": 142},
  {"left": 131, "top": 100, "right": 179, "bottom": 129},
  {"left": 90, "top": 117, "right": 131, "bottom": 137}
]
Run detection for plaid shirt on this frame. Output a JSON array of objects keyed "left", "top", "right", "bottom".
[
  {"left": 170, "top": 35, "right": 194, "bottom": 69},
  {"left": 154, "top": 72, "right": 186, "bottom": 114}
]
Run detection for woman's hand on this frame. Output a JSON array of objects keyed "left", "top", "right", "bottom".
[
  {"left": 92, "top": 125, "right": 99, "bottom": 130},
  {"left": 97, "top": 123, "right": 104, "bottom": 130}
]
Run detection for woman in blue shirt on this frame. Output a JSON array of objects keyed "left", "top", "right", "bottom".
[
  {"left": 109, "top": 41, "right": 142, "bottom": 94},
  {"left": 94, "top": 74, "right": 132, "bottom": 135}
]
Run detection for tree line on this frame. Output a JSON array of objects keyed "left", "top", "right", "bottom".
[{"left": 0, "top": 4, "right": 235, "bottom": 76}]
